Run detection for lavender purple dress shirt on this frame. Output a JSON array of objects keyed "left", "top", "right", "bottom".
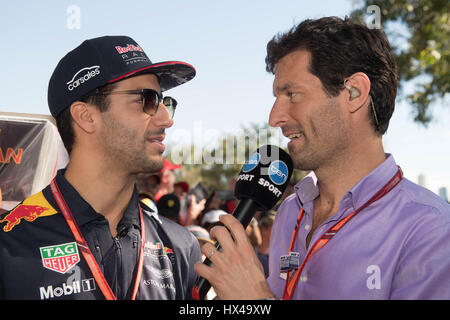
[{"left": 267, "top": 154, "right": 450, "bottom": 299}]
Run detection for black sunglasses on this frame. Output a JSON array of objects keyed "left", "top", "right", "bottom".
[{"left": 89, "top": 89, "right": 177, "bottom": 118}]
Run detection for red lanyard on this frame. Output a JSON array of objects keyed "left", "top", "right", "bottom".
[
  {"left": 50, "top": 179, "right": 145, "bottom": 300},
  {"left": 282, "top": 167, "right": 403, "bottom": 300}
]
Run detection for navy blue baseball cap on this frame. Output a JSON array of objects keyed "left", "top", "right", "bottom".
[{"left": 48, "top": 35, "right": 196, "bottom": 117}]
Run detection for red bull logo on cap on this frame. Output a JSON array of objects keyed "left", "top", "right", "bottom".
[
  {"left": 0, "top": 192, "right": 58, "bottom": 232},
  {"left": 115, "top": 44, "right": 144, "bottom": 54}
]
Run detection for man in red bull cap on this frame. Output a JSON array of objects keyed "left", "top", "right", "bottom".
[{"left": 0, "top": 36, "right": 201, "bottom": 300}]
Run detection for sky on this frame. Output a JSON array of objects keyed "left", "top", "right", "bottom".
[{"left": 0, "top": 0, "right": 448, "bottom": 198}]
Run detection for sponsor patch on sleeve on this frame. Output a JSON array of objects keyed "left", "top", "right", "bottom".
[{"left": 0, "top": 191, "right": 58, "bottom": 232}]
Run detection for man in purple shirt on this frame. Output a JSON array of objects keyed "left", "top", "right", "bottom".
[{"left": 194, "top": 16, "right": 450, "bottom": 299}]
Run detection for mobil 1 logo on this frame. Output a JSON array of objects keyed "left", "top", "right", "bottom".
[{"left": 39, "top": 278, "right": 96, "bottom": 300}]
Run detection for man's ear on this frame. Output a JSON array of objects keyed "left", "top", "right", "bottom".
[
  {"left": 69, "top": 101, "right": 97, "bottom": 134},
  {"left": 343, "top": 72, "right": 371, "bottom": 114}
]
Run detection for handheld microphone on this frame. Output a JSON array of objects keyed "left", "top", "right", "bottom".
[{"left": 192, "top": 145, "right": 293, "bottom": 300}]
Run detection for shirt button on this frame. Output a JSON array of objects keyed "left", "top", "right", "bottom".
[
  {"left": 304, "top": 224, "right": 311, "bottom": 231},
  {"left": 300, "top": 275, "right": 308, "bottom": 282}
]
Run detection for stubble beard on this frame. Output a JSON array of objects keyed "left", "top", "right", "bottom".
[
  {"left": 99, "top": 113, "right": 165, "bottom": 175},
  {"left": 288, "top": 99, "right": 349, "bottom": 172}
]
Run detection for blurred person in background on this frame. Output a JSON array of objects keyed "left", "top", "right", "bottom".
[
  {"left": 173, "top": 181, "right": 189, "bottom": 200},
  {"left": 200, "top": 209, "right": 228, "bottom": 231},
  {"left": 186, "top": 224, "right": 217, "bottom": 300},
  {"left": 177, "top": 182, "right": 206, "bottom": 226},
  {"left": 154, "top": 158, "right": 181, "bottom": 202},
  {"left": 255, "top": 210, "right": 276, "bottom": 278},
  {"left": 186, "top": 225, "right": 214, "bottom": 259},
  {"left": 246, "top": 217, "right": 262, "bottom": 249},
  {"left": 137, "top": 173, "right": 160, "bottom": 201},
  {"left": 196, "top": 190, "right": 220, "bottom": 226},
  {"left": 156, "top": 193, "right": 181, "bottom": 224},
  {"left": 174, "top": 181, "right": 188, "bottom": 225}
]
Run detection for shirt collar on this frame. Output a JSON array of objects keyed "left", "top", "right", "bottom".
[
  {"left": 119, "top": 186, "right": 141, "bottom": 230},
  {"left": 293, "top": 153, "right": 399, "bottom": 211},
  {"left": 294, "top": 171, "right": 320, "bottom": 206},
  {"left": 347, "top": 153, "right": 399, "bottom": 209},
  {"left": 53, "top": 169, "right": 140, "bottom": 229}
]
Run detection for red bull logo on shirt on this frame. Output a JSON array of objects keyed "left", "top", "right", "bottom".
[
  {"left": 0, "top": 191, "right": 58, "bottom": 232},
  {"left": 145, "top": 241, "right": 174, "bottom": 255}
]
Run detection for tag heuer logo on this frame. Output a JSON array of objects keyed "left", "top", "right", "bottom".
[{"left": 40, "top": 242, "right": 80, "bottom": 274}]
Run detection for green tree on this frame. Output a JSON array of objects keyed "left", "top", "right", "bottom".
[{"left": 350, "top": 0, "right": 449, "bottom": 125}]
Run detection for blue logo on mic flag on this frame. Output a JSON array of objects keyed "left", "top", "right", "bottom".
[
  {"left": 242, "top": 152, "right": 260, "bottom": 173},
  {"left": 268, "top": 160, "right": 288, "bottom": 185}
]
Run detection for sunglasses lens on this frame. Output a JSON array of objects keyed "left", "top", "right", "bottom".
[
  {"left": 163, "top": 97, "right": 177, "bottom": 118},
  {"left": 142, "top": 90, "right": 160, "bottom": 115}
]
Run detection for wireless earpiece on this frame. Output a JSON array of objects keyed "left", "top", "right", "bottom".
[
  {"left": 343, "top": 76, "right": 380, "bottom": 128},
  {"left": 349, "top": 87, "right": 360, "bottom": 100},
  {"left": 344, "top": 79, "right": 361, "bottom": 100}
]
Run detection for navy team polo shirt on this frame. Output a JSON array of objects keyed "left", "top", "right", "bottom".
[{"left": 0, "top": 169, "right": 201, "bottom": 300}]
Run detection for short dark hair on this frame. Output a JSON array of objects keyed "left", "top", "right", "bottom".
[
  {"left": 265, "top": 16, "right": 398, "bottom": 135},
  {"left": 56, "top": 83, "right": 116, "bottom": 154}
]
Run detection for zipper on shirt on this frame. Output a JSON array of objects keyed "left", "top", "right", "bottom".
[
  {"left": 113, "top": 236, "right": 122, "bottom": 279},
  {"left": 113, "top": 236, "right": 123, "bottom": 298},
  {"left": 113, "top": 236, "right": 121, "bottom": 248}
]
